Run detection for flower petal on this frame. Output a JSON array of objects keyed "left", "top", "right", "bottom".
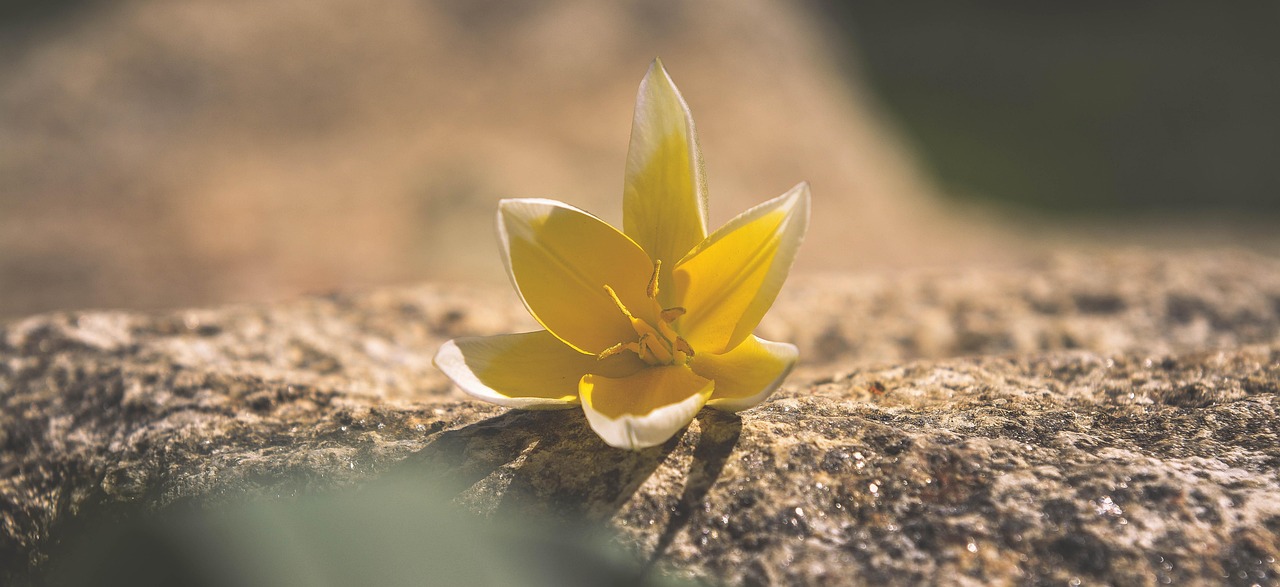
[
  {"left": 498, "top": 198, "right": 657, "bottom": 354},
  {"left": 434, "top": 330, "right": 643, "bottom": 410},
  {"left": 672, "top": 182, "right": 810, "bottom": 355},
  {"left": 691, "top": 335, "right": 798, "bottom": 412},
  {"left": 579, "top": 365, "right": 713, "bottom": 450},
  {"left": 622, "top": 59, "right": 708, "bottom": 305}
]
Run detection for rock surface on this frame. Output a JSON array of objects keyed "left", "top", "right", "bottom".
[{"left": 3, "top": 250, "right": 1280, "bottom": 585}]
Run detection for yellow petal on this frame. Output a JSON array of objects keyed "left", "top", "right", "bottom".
[
  {"left": 579, "top": 365, "right": 713, "bottom": 450},
  {"left": 498, "top": 198, "right": 657, "bottom": 354},
  {"left": 434, "top": 330, "right": 643, "bottom": 410},
  {"left": 691, "top": 335, "right": 798, "bottom": 412},
  {"left": 622, "top": 58, "right": 708, "bottom": 305},
  {"left": 672, "top": 182, "right": 810, "bottom": 355}
]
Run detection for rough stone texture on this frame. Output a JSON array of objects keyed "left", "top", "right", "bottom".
[{"left": 3, "top": 250, "right": 1280, "bottom": 585}]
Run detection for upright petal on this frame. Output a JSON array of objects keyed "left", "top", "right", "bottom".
[
  {"left": 579, "top": 365, "right": 713, "bottom": 450},
  {"left": 434, "top": 330, "right": 644, "bottom": 410},
  {"left": 672, "top": 182, "right": 810, "bottom": 355},
  {"left": 499, "top": 198, "right": 657, "bottom": 355},
  {"left": 623, "top": 58, "right": 708, "bottom": 304},
  {"left": 691, "top": 335, "right": 798, "bottom": 412}
]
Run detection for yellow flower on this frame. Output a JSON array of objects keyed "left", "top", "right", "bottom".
[{"left": 434, "top": 59, "right": 809, "bottom": 450}]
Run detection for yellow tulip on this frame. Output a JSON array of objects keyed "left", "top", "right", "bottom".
[{"left": 434, "top": 59, "right": 809, "bottom": 450}]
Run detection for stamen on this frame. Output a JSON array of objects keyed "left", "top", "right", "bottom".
[
  {"left": 599, "top": 269, "right": 696, "bottom": 366},
  {"left": 603, "top": 285, "right": 635, "bottom": 319},
  {"left": 640, "top": 332, "right": 673, "bottom": 363},
  {"left": 599, "top": 340, "right": 646, "bottom": 361},
  {"left": 674, "top": 337, "right": 694, "bottom": 358},
  {"left": 597, "top": 341, "right": 626, "bottom": 360},
  {"left": 655, "top": 317, "right": 681, "bottom": 347},
  {"left": 646, "top": 260, "right": 662, "bottom": 300},
  {"left": 660, "top": 307, "right": 686, "bottom": 323}
]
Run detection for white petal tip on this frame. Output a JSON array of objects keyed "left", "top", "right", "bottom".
[
  {"left": 580, "top": 369, "right": 712, "bottom": 451},
  {"left": 584, "top": 394, "right": 705, "bottom": 451},
  {"left": 434, "top": 338, "right": 579, "bottom": 410}
]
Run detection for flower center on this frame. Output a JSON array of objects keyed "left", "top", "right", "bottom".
[{"left": 598, "top": 260, "right": 694, "bottom": 366}]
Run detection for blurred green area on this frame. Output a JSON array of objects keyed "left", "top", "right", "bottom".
[
  {"left": 46, "top": 481, "right": 698, "bottom": 587},
  {"left": 813, "top": 1, "right": 1280, "bottom": 216}
]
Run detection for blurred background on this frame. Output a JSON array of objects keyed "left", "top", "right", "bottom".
[{"left": 1, "top": 0, "right": 1276, "bottom": 319}]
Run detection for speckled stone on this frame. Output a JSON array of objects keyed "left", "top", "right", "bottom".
[{"left": 2, "top": 251, "right": 1279, "bottom": 585}]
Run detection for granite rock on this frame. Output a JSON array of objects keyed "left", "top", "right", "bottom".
[{"left": 2, "top": 251, "right": 1279, "bottom": 585}]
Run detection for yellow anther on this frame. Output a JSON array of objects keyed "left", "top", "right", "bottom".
[
  {"left": 646, "top": 260, "right": 662, "bottom": 300},
  {"left": 674, "top": 337, "right": 694, "bottom": 358},
  {"left": 603, "top": 284, "right": 635, "bottom": 319},
  {"left": 606, "top": 284, "right": 662, "bottom": 340},
  {"left": 598, "top": 341, "right": 626, "bottom": 360},
  {"left": 660, "top": 307, "right": 686, "bottom": 323}
]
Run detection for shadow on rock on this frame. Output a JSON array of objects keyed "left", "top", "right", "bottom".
[
  {"left": 645, "top": 410, "right": 742, "bottom": 571},
  {"left": 386, "top": 409, "right": 541, "bottom": 495},
  {"left": 376, "top": 405, "right": 753, "bottom": 587},
  {"left": 389, "top": 408, "right": 677, "bottom": 522}
]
